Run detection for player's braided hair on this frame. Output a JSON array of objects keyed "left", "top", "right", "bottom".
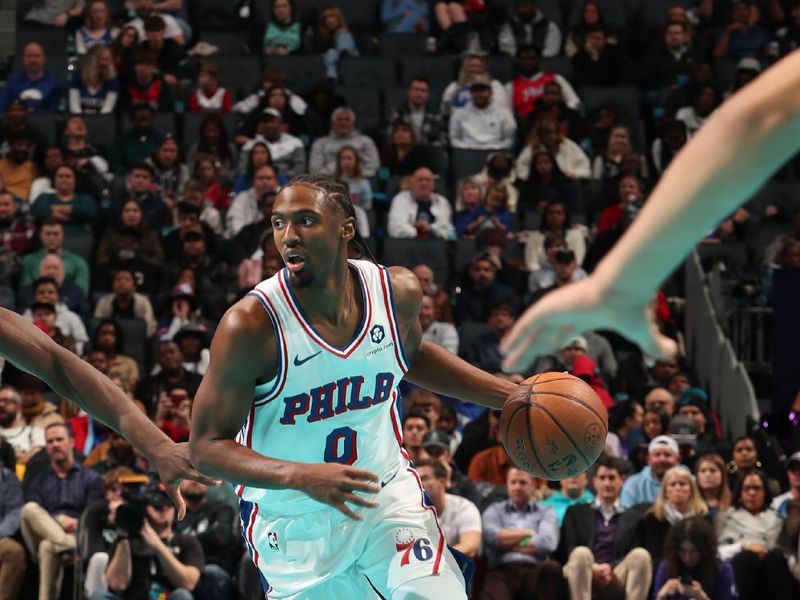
[{"left": 284, "top": 174, "right": 377, "bottom": 263}]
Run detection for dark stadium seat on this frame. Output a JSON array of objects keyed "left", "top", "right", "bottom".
[
  {"left": 745, "top": 220, "right": 794, "bottom": 267},
  {"left": 340, "top": 57, "right": 397, "bottom": 88},
  {"left": 79, "top": 114, "right": 118, "bottom": 151},
  {"left": 485, "top": 55, "right": 514, "bottom": 84},
  {"left": 494, "top": 0, "right": 563, "bottom": 28},
  {"left": 26, "top": 112, "right": 58, "bottom": 147},
  {"left": 62, "top": 232, "right": 95, "bottom": 262},
  {"left": 579, "top": 85, "right": 642, "bottom": 122},
  {"left": 541, "top": 56, "right": 574, "bottom": 83},
  {"left": 565, "top": 0, "right": 627, "bottom": 28},
  {"left": 378, "top": 33, "right": 428, "bottom": 58},
  {"left": 641, "top": 0, "right": 692, "bottom": 29},
  {"left": 205, "top": 55, "right": 262, "bottom": 99},
  {"left": 182, "top": 112, "right": 237, "bottom": 148},
  {"left": 14, "top": 26, "right": 68, "bottom": 58},
  {"left": 400, "top": 55, "right": 456, "bottom": 87},
  {"left": 457, "top": 322, "right": 493, "bottom": 358},
  {"left": 198, "top": 31, "right": 252, "bottom": 56},
  {"left": 121, "top": 112, "right": 177, "bottom": 138},
  {"left": 381, "top": 238, "right": 451, "bottom": 290},
  {"left": 187, "top": 0, "right": 243, "bottom": 30},
  {"left": 332, "top": 0, "right": 380, "bottom": 32},
  {"left": 451, "top": 149, "right": 493, "bottom": 188},
  {"left": 337, "top": 86, "right": 382, "bottom": 137},
  {"left": 263, "top": 55, "right": 327, "bottom": 96},
  {"left": 745, "top": 181, "right": 800, "bottom": 217}
]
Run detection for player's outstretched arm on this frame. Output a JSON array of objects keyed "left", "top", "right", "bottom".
[
  {"left": 189, "top": 297, "right": 380, "bottom": 520},
  {"left": 390, "top": 267, "right": 516, "bottom": 410},
  {"left": 0, "top": 308, "right": 216, "bottom": 518},
  {"left": 501, "top": 48, "right": 800, "bottom": 372}
]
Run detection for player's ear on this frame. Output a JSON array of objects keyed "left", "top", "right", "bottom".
[{"left": 341, "top": 217, "right": 356, "bottom": 242}]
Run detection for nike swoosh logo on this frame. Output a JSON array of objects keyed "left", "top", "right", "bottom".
[{"left": 293, "top": 351, "right": 322, "bottom": 366}]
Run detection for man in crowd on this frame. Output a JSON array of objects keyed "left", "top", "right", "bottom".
[
  {"left": 240, "top": 109, "right": 306, "bottom": 180},
  {"left": 454, "top": 253, "right": 518, "bottom": 324},
  {"left": 0, "top": 463, "right": 24, "bottom": 600},
  {"left": 560, "top": 454, "right": 652, "bottom": 600},
  {"left": 309, "top": 108, "right": 380, "bottom": 177},
  {"left": 387, "top": 167, "right": 454, "bottom": 239},
  {"left": 465, "top": 303, "right": 519, "bottom": 374},
  {"left": 111, "top": 104, "right": 163, "bottom": 175},
  {"left": 93, "top": 268, "right": 158, "bottom": 337},
  {"left": 498, "top": 0, "right": 562, "bottom": 57},
  {"left": 0, "top": 43, "right": 61, "bottom": 113},
  {"left": 401, "top": 412, "right": 430, "bottom": 464},
  {"left": 504, "top": 45, "right": 580, "bottom": 122},
  {"left": 621, "top": 435, "right": 681, "bottom": 507},
  {"left": 0, "top": 190, "right": 35, "bottom": 259},
  {"left": 480, "top": 467, "right": 564, "bottom": 600},
  {"left": 771, "top": 451, "right": 800, "bottom": 517},
  {"left": 20, "top": 218, "right": 90, "bottom": 296},
  {"left": 0, "top": 134, "right": 38, "bottom": 202},
  {"left": 225, "top": 164, "right": 278, "bottom": 239},
  {"left": 645, "top": 387, "right": 676, "bottom": 418},
  {"left": 641, "top": 21, "right": 699, "bottom": 92},
  {"left": 419, "top": 293, "right": 459, "bottom": 354},
  {"left": 530, "top": 247, "right": 587, "bottom": 305},
  {"left": 572, "top": 25, "right": 629, "bottom": 87},
  {"left": 23, "top": 277, "right": 89, "bottom": 354},
  {"left": 17, "top": 253, "right": 88, "bottom": 319},
  {"left": 126, "top": 0, "right": 186, "bottom": 45},
  {"left": 449, "top": 75, "right": 516, "bottom": 150},
  {"left": 21, "top": 423, "right": 103, "bottom": 600},
  {"left": 135, "top": 340, "right": 203, "bottom": 414},
  {"left": 416, "top": 459, "right": 482, "bottom": 559},
  {"left": 384, "top": 77, "right": 448, "bottom": 147},
  {"left": 541, "top": 472, "right": 594, "bottom": 526},
  {"left": 0, "top": 385, "right": 44, "bottom": 465},
  {"left": 139, "top": 16, "right": 189, "bottom": 84}
]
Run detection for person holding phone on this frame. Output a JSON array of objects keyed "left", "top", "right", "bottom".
[{"left": 653, "top": 516, "right": 737, "bottom": 600}]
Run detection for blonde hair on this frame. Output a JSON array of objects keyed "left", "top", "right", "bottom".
[
  {"left": 649, "top": 466, "right": 709, "bottom": 520},
  {"left": 457, "top": 54, "right": 487, "bottom": 85},
  {"left": 80, "top": 44, "right": 116, "bottom": 86}
]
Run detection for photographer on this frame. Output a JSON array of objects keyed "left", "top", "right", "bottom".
[
  {"left": 153, "top": 389, "right": 192, "bottom": 443},
  {"left": 91, "top": 484, "right": 204, "bottom": 600}
]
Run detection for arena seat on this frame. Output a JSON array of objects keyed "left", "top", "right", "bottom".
[
  {"left": 579, "top": 85, "right": 642, "bottom": 122},
  {"left": 121, "top": 112, "right": 177, "bottom": 139},
  {"left": 337, "top": 86, "right": 382, "bottom": 137},
  {"left": 79, "top": 114, "right": 118, "bottom": 151},
  {"left": 197, "top": 30, "right": 251, "bottom": 56},
  {"left": 378, "top": 33, "right": 428, "bottom": 58},
  {"left": 263, "top": 55, "right": 327, "bottom": 96},
  {"left": 14, "top": 26, "right": 67, "bottom": 59},
  {"left": 381, "top": 238, "right": 451, "bottom": 290},
  {"left": 540, "top": 56, "right": 574, "bottom": 83},
  {"left": 451, "top": 148, "right": 493, "bottom": 189},
  {"left": 485, "top": 54, "right": 514, "bottom": 84},
  {"left": 340, "top": 57, "right": 397, "bottom": 88},
  {"left": 205, "top": 55, "right": 262, "bottom": 99},
  {"left": 400, "top": 55, "right": 456, "bottom": 87},
  {"left": 565, "top": 0, "right": 627, "bottom": 29},
  {"left": 62, "top": 232, "right": 95, "bottom": 262},
  {"left": 26, "top": 112, "right": 58, "bottom": 147},
  {"left": 456, "top": 321, "right": 493, "bottom": 358}
]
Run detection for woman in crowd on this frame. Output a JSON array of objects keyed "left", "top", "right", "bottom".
[
  {"left": 517, "top": 199, "right": 587, "bottom": 271},
  {"left": 192, "top": 154, "right": 231, "bottom": 212},
  {"left": 31, "top": 164, "right": 97, "bottom": 234},
  {"left": 516, "top": 116, "right": 592, "bottom": 186},
  {"left": 91, "top": 319, "right": 140, "bottom": 391},
  {"left": 694, "top": 453, "right": 732, "bottom": 519},
  {"left": 597, "top": 174, "right": 645, "bottom": 233},
  {"left": 314, "top": 5, "right": 359, "bottom": 80},
  {"left": 640, "top": 466, "right": 710, "bottom": 567},
  {"left": 109, "top": 26, "right": 139, "bottom": 78},
  {"left": 95, "top": 198, "right": 164, "bottom": 269},
  {"left": 233, "top": 142, "right": 273, "bottom": 194},
  {"left": 441, "top": 54, "right": 507, "bottom": 114},
  {"left": 262, "top": 0, "right": 303, "bottom": 56},
  {"left": 605, "top": 400, "right": 643, "bottom": 460},
  {"left": 263, "top": 84, "right": 306, "bottom": 136},
  {"left": 334, "top": 146, "right": 373, "bottom": 211},
  {"left": 383, "top": 121, "right": 433, "bottom": 180},
  {"left": 76, "top": 0, "right": 118, "bottom": 54},
  {"left": 145, "top": 137, "right": 190, "bottom": 206},
  {"left": 565, "top": 1, "right": 619, "bottom": 58},
  {"left": 592, "top": 124, "right": 643, "bottom": 182},
  {"left": 653, "top": 516, "right": 738, "bottom": 600},
  {"left": 717, "top": 469, "right": 796, "bottom": 600},
  {"left": 727, "top": 436, "right": 782, "bottom": 498},
  {"left": 515, "top": 151, "right": 579, "bottom": 215},
  {"left": 29, "top": 146, "right": 64, "bottom": 202},
  {"left": 460, "top": 183, "right": 514, "bottom": 239},
  {"left": 630, "top": 407, "right": 671, "bottom": 472},
  {"left": 185, "top": 114, "right": 237, "bottom": 181},
  {"left": 454, "top": 178, "right": 484, "bottom": 238},
  {"left": 676, "top": 84, "right": 719, "bottom": 136}
]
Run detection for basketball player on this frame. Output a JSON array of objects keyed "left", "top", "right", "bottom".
[
  {"left": 501, "top": 48, "right": 800, "bottom": 372},
  {"left": 189, "top": 176, "right": 516, "bottom": 599},
  {"left": 0, "top": 307, "right": 217, "bottom": 517}
]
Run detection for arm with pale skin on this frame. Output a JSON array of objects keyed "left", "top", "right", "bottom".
[
  {"left": 0, "top": 308, "right": 217, "bottom": 518},
  {"left": 501, "top": 48, "right": 800, "bottom": 372}
]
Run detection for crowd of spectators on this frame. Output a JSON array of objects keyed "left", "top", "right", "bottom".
[{"left": 1, "top": 0, "right": 800, "bottom": 599}]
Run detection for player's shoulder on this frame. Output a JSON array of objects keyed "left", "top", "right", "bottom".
[
  {"left": 214, "top": 295, "right": 278, "bottom": 351},
  {"left": 385, "top": 265, "right": 423, "bottom": 313}
]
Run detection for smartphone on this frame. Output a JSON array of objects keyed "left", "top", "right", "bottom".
[{"left": 679, "top": 574, "right": 693, "bottom": 586}]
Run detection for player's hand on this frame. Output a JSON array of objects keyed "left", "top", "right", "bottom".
[
  {"left": 500, "top": 276, "right": 677, "bottom": 373},
  {"left": 150, "top": 441, "right": 221, "bottom": 520},
  {"left": 298, "top": 463, "right": 380, "bottom": 520}
]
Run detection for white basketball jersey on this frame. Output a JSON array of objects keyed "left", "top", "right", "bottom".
[{"left": 235, "top": 259, "right": 411, "bottom": 515}]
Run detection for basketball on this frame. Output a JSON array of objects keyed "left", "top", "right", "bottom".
[{"left": 499, "top": 372, "right": 608, "bottom": 480}]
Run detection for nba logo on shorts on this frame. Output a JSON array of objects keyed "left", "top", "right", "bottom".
[
  {"left": 268, "top": 531, "right": 279, "bottom": 551},
  {"left": 370, "top": 325, "right": 385, "bottom": 344}
]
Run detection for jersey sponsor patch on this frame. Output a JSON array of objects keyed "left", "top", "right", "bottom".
[{"left": 370, "top": 324, "right": 386, "bottom": 344}]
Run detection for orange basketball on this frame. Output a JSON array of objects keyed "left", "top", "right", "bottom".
[{"left": 499, "top": 372, "right": 608, "bottom": 480}]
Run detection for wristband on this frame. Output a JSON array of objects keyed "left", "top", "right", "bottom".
[{"left": 518, "top": 535, "right": 531, "bottom": 548}]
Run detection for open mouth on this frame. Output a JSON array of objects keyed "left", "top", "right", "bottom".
[{"left": 284, "top": 251, "right": 306, "bottom": 272}]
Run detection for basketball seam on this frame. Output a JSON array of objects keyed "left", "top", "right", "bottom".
[
  {"left": 526, "top": 402, "right": 553, "bottom": 478},
  {"left": 532, "top": 390, "right": 609, "bottom": 436},
  {"left": 533, "top": 403, "right": 591, "bottom": 467},
  {"left": 501, "top": 403, "right": 529, "bottom": 456}
]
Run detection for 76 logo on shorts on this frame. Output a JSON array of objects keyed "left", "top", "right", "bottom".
[{"left": 394, "top": 528, "right": 433, "bottom": 566}]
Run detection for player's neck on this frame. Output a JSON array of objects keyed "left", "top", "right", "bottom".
[{"left": 292, "top": 261, "right": 357, "bottom": 325}]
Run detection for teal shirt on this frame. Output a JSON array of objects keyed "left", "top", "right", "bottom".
[
  {"left": 31, "top": 193, "right": 97, "bottom": 235},
  {"left": 20, "top": 249, "right": 91, "bottom": 296},
  {"left": 262, "top": 21, "right": 302, "bottom": 54},
  {"left": 540, "top": 490, "right": 595, "bottom": 526}
]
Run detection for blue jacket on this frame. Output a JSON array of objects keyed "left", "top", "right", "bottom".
[
  {"left": 0, "top": 71, "right": 62, "bottom": 112},
  {"left": 0, "top": 467, "right": 23, "bottom": 538}
]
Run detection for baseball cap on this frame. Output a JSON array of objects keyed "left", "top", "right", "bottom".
[
  {"left": 736, "top": 57, "right": 761, "bottom": 73},
  {"left": 668, "top": 415, "right": 697, "bottom": 445},
  {"left": 787, "top": 451, "right": 800, "bottom": 468},
  {"left": 422, "top": 430, "right": 452, "bottom": 450},
  {"left": 469, "top": 74, "right": 492, "bottom": 89},
  {"left": 565, "top": 336, "right": 588, "bottom": 351},
  {"left": 465, "top": 0, "right": 488, "bottom": 12},
  {"left": 170, "top": 282, "right": 195, "bottom": 300},
  {"left": 261, "top": 107, "right": 281, "bottom": 119},
  {"left": 649, "top": 434, "right": 680, "bottom": 455}
]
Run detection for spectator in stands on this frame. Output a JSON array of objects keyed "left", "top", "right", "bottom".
[
  {"left": 226, "top": 164, "right": 278, "bottom": 239},
  {"left": 111, "top": 104, "right": 162, "bottom": 175},
  {"left": 0, "top": 190, "right": 35, "bottom": 258},
  {"left": 515, "top": 151, "right": 579, "bottom": 214},
  {"left": 387, "top": 166, "right": 454, "bottom": 239},
  {"left": 7, "top": 378, "right": 63, "bottom": 433},
  {"left": 230, "top": 192, "right": 276, "bottom": 266},
  {"left": 607, "top": 400, "right": 643, "bottom": 460},
  {"left": 182, "top": 179, "right": 222, "bottom": 236},
  {"left": 76, "top": 0, "right": 118, "bottom": 54},
  {"left": 480, "top": 467, "right": 563, "bottom": 600},
  {"left": 717, "top": 469, "right": 795, "bottom": 600},
  {"left": 122, "top": 48, "right": 173, "bottom": 112},
  {"left": 676, "top": 84, "right": 719, "bottom": 136},
  {"left": 22, "top": 423, "right": 102, "bottom": 600},
  {"left": 95, "top": 268, "right": 157, "bottom": 336},
  {"left": 262, "top": 0, "right": 303, "bottom": 55},
  {"left": 173, "top": 324, "right": 210, "bottom": 376},
  {"left": 96, "top": 198, "right": 165, "bottom": 274},
  {"left": 459, "top": 183, "right": 514, "bottom": 239},
  {"left": 417, "top": 459, "right": 481, "bottom": 558},
  {"left": 233, "top": 142, "right": 272, "bottom": 194},
  {"left": 23, "top": 276, "right": 89, "bottom": 352},
  {"left": 532, "top": 81, "right": 587, "bottom": 145},
  {"left": 449, "top": 75, "right": 516, "bottom": 150},
  {"left": 89, "top": 317, "right": 142, "bottom": 389},
  {"left": 519, "top": 200, "right": 587, "bottom": 271},
  {"left": 412, "top": 263, "right": 453, "bottom": 323},
  {"left": 188, "top": 63, "right": 230, "bottom": 114},
  {"left": 0, "top": 134, "right": 39, "bottom": 203},
  {"left": 652, "top": 118, "right": 688, "bottom": 177},
  {"left": 654, "top": 516, "right": 738, "bottom": 600},
  {"left": 135, "top": 339, "right": 202, "bottom": 413},
  {"left": 639, "top": 465, "right": 709, "bottom": 568},
  {"left": 239, "top": 109, "right": 305, "bottom": 183},
  {"left": 641, "top": 21, "right": 698, "bottom": 94},
  {"left": 529, "top": 245, "right": 587, "bottom": 303},
  {"left": 314, "top": 4, "right": 359, "bottom": 80},
  {"left": 560, "top": 453, "right": 652, "bottom": 600},
  {"left": 0, "top": 462, "right": 25, "bottom": 599},
  {"left": 0, "top": 385, "right": 45, "bottom": 465},
  {"left": 126, "top": 0, "right": 185, "bottom": 45},
  {"left": 17, "top": 253, "right": 88, "bottom": 318},
  {"left": 61, "top": 116, "right": 109, "bottom": 198},
  {"left": 309, "top": 107, "right": 380, "bottom": 177},
  {"left": 621, "top": 435, "right": 681, "bottom": 507},
  {"left": 0, "top": 43, "right": 62, "bottom": 113},
  {"left": 32, "top": 300, "right": 77, "bottom": 353},
  {"left": 162, "top": 202, "right": 216, "bottom": 261},
  {"left": 385, "top": 77, "right": 447, "bottom": 148},
  {"left": 145, "top": 136, "right": 189, "bottom": 202},
  {"left": 24, "top": 0, "right": 85, "bottom": 27},
  {"left": 469, "top": 152, "right": 518, "bottom": 213},
  {"left": 516, "top": 115, "right": 591, "bottom": 180},
  {"left": 156, "top": 281, "right": 212, "bottom": 340},
  {"left": 191, "top": 156, "right": 231, "bottom": 213},
  {"left": 97, "top": 482, "right": 205, "bottom": 600},
  {"left": 572, "top": 24, "right": 628, "bottom": 87},
  {"left": 592, "top": 124, "right": 640, "bottom": 181},
  {"left": 695, "top": 453, "right": 732, "bottom": 519},
  {"left": 406, "top": 389, "right": 442, "bottom": 433},
  {"left": 454, "top": 252, "right": 517, "bottom": 323},
  {"left": 597, "top": 174, "right": 645, "bottom": 233},
  {"left": 679, "top": 398, "right": 730, "bottom": 459},
  {"left": 776, "top": 2, "right": 800, "bottom": 55},
  {"left": 564, "top": 1, "right": 619, "bottom": 58},
  {"left": 69, "top": 45, "right": 119, "bottom": 114},
  {"left": 434, "top": 0, "right": 466, "bottom": 32},
  {"left": 0, "top": 99, "right": 48, "bottom": 164},
  {"left": 383, "top": 121, "right": 436, "bottom": 181},
  {"left": 713, "top": 0, "right": 770, "bottom": 59},
  {"left": 727, "top": 436, "right": 782, "bottom": 498},
  {"left": 401, "top": 412, "right": 429, "bottom": 464},
  {"left": 465, "top": 302, "right": 519, "bottom": 373},
  {"left": 109, "top": 25, "right": 138, "bottom": 75},
  {"left": 454, "top": 178, "right": 484, "bottom": 237},
  {"left": 506, "top": 45, "right": 580, "bottom": 124},
  {"left": 154, "top": 387, "right": 191, "bottom": 442},
  {"left": 20, "top": 219, "right": 89, "bottom": 294},
  {"left": 541, "top": 472, "right": 594, "bottom": 526},
  {"left": 186, "top": 114, "right": 237, "bottom": 180},
  {"left": 140, "top": 15, "right": 188, "bottom": 85},
  {"left": 335, "top": 146, "right": 373, "bottom": 211},
  {"left": 31, "top": 164, "right": 98, "bottom": 234},
  {"left": 442, "top": 54, "right": 509, "bottom": 116},
  {"left": 381, "top": 0, "right": 429, "bottom": 32},
  {"left": 498, "top": 0, "right": 562, "bottom": 57},
  {"left": 772, "top": 451, "right": 800, "bottom": 517}
]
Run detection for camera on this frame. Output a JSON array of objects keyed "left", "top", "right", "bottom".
[{"left": 115, "top": 475, "right": 170, "bottom": 538}]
